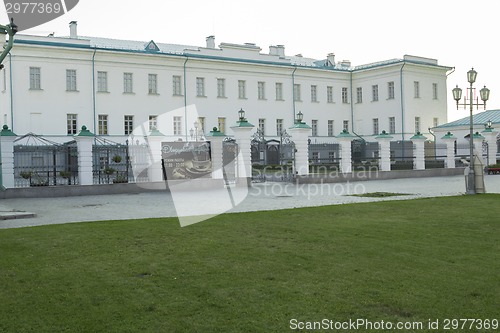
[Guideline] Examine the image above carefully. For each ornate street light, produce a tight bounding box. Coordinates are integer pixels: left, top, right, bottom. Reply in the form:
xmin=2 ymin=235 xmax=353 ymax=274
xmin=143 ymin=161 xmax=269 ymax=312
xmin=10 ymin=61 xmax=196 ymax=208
xmin=296 ymin=111 xmax=304 ymax=124
xmin=238 ymin=108 xmax=246 ymax=122
xmin=452 ymin=67 xmax=490 ymax=195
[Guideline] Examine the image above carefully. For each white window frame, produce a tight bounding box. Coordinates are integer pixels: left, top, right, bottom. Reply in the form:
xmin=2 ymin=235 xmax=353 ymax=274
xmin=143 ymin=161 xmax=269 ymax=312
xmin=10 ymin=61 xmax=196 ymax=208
xmin=173 ymin=116 xmax=182 ymax=136
xmin=389 ymin=117 xmax=396 ymax=134
xmin=148 ymin=74 xmax=158 ymax=94
xmin=372 ymin=84 xmax=379 ymax=101
xmin=342 ymin=87 xmax=348 ymax=103
xmin=373 ymin=118 xmax=379 ymax=135
xmin=432 ymin=83 xmax=438 ymax=100
xmin=98 ymin=115 xmax=108 ymax=135
xmin=311 ymin=85 xmax=317 ymax=102
xmin=29 ymin=67 xmax=41 ymax=90
xmin=275 ymin=83 xmax=283 ymax=101
xmin=97 ymin=71 xmax=108 ymax=92
xmin=238 ymin=80 xmax=246 ymax=99
xmin=276 ymin=119 xmax=283 ymax=135
xmin=217 ymin=78 xmax=226 ymax=98
xmin=124 ymin=115 xmax=134 ymax=135
xmin=327 ymin=86 xmax=333 ymax=103
xmin=66 ymin=69 xmax=77 ymax=91
xmin=311 ymin=120 xmax=318 ymax=136
xmin=414 ymin=81 xmax=420 ymax=98
xmin=293 ymin=84 xmax=301 ymax=101
xmin=258 ymin=118 xmax=265 ymax=135
xmin=173 ymin=75 xmax=182 ymax=96
xmin=196 ymin=77 xmax=205 ymax=97
xmin=67 ymin=114 xmax=77 ymax=135
xmin=123 ymin=73 xmax=133 ymax=93
xmin=356 ymin=87 xmax=362 ymax=103
xmin=149 ymin=115 xmax=158 ymax=131
xmin=258 ymin=81 xmax=266 ymax=100
xmin=328 ymin=120 xmax=334 ymax=137
xmin=388 ymin=81 xmax=395 ymax=99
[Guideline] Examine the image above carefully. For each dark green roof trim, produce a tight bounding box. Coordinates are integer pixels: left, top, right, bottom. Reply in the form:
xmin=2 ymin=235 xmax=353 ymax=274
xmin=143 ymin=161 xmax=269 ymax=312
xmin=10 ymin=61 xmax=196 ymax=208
xmin=14 ymin=38 xmax=92 ymax=50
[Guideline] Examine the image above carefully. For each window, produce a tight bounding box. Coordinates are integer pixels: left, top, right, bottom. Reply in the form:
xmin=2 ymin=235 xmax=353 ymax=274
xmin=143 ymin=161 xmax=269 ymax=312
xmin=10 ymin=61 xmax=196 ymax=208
xmin=373 ymin=118 xmax=379 ymax=135
xmin=433 ymin=117 xmax=439 ymax=127
xmin=342 ymin=87 xmax=348 ymax=103
xmin=372 ymin=85 xmax=379 ymax=101
xmin=327 ymin=86 xmax=333 ymax=103
xmin=124 ymin=115 xmax=134 ymax=135
xmin=66 ymin=69 xmax=77 ymax=91
xmin=311 ymin=85 xmax=317 ymax=102
xmin=238 ymin=80 xmax=246 ymax=99
xmin=67 ymin=114 xmax=77 ymax=135
xmin=123 ymin=73 xmax=133 ymax=93
xmin=415 ymin=117 xmax=421 ymax=133
xmin=98 ymin=115 xmax=108 ymax=135
xmin=414 ymin=81 xmax=420 ymax=98
xmin=258 ymin=119 xmax=265 ymax=135
xmin=389 ymin=117 xmax=396 ymax=134
xmin=343 ymin=120 xmax=349 ymax=132
xmin=29 ymin=67 xmax=41 ymax=89
xmin=173 ymin=75 xmax=182 ymax=95
xmin=148 ymin=74 xmax=158 ymax=94
xmin=328 ymin=120 xmax=334 ymax=137
xmin=97 ymin=71 xmax=108 ymax=92
xmin=312 ymin=152 xmax=319 ymax=163
xmin=173 ymin=116 xmax=182 ymax=136
xmin=276 ymin=119 xmax=283 ymax=135
xmin=432 ymin=83 xmax=438 ymax=100
xmin=196 ymin=77 xmax=205 ymax=97
xmin=311 ymin=120 xmax=318 ymax=136
xmin=217 ymin=78 xmax=226 ymax=98
xmin=293 ymin=84 xmax=301 ymax=101
xmin=275 ymin=83 xmax=283 ymax=101
xmin=329 ymin=151 xmax=336 ymax=162
xmin=149 ymin=115 xmax=158 ymax=131
xmin=198 ymin=117 xmax=206 ymax=135
xmin=258 ymin=81 xmax=266 ymax=100
xmin=356 ymin=87 xmax=363 ymax=103
xmin=218 ymin=117 xmax=226 ymax=133
xmin=388 ymin=81 xmax=395 ymax=99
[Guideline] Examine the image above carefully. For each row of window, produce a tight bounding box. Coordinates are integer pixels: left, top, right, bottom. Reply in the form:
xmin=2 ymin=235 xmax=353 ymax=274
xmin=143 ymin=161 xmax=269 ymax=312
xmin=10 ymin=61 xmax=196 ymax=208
xmin=29 ymin=67 xmax=439 ymax=102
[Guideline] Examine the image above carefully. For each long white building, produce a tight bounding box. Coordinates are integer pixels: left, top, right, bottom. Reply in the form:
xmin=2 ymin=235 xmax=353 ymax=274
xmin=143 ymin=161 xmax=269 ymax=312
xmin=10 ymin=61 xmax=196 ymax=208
xmin=1 ymin=21 xmax=452 ymax=143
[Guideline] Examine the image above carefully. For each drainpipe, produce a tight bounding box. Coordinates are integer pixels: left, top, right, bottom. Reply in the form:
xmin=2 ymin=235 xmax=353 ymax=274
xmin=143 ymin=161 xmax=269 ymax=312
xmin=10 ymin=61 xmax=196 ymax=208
xmin=9 ymin=53 xmax=13 ymax=129
xmin=91 ymin=47 xmax=97 ymax=134
xmin=291 ymin=66 xmax=297 ymax=122
xmin=183 ymin=56 xmax=189 ymax=140
xmin=349 ymin=69 xmax=364 ymax=141
xmin=399 ymin=62 xmax=406 ymax=141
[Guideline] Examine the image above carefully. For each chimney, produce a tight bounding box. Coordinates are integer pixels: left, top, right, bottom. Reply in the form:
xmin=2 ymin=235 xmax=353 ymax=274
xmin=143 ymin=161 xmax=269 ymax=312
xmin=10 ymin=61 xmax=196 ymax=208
xmin=206 ymin=35 xmax=215 ymax=48
xmin=340 ymin=60 xmax=351 ymax=67
xmin=327 ymin=53 xmax=335 ymax=66
xmin=69 ymin=21 xmax=77 ymax=38
xmin=276 ymin=45 xmax=285 ymax=57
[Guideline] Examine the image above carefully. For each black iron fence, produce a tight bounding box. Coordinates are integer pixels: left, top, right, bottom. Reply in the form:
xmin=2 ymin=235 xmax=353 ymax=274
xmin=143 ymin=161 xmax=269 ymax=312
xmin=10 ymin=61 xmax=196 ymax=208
xmin=390 ymin=141 xmax=414 ymax=170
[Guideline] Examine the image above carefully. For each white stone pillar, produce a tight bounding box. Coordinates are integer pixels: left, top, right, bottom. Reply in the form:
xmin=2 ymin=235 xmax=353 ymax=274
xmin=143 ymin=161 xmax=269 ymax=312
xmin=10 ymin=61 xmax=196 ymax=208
xmin=375 ymin=131 xmax=393 ymax=172
xmin=74 ymin=126 xmax=94 ymax=186
xmin=207 ymin=127 xmax=225 ymax=180
xmin=230 ymin=120 xmax=255 ymax=183
xmin=289 ymin=123 xmax=312 ymax=176
xmin=147 ymin=129 xmax=165 ymax=182
xmin=336 ymin=130 xmax=354 ymax=174
xmin=410 ymin=132 xmax=427 ymax=170
xmin=482 ymin=128 xmax=498 ymax=166
xmin=441 ymin=132 xmax=457 ymax=168
xmin=0 ymin=125 xmax=17 ymax=189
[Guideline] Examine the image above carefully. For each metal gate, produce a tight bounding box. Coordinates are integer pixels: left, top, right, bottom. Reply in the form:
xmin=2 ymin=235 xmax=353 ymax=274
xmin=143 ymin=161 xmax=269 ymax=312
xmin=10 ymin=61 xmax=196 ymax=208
xmin=223 ymin=138 xmax=238 ymax=184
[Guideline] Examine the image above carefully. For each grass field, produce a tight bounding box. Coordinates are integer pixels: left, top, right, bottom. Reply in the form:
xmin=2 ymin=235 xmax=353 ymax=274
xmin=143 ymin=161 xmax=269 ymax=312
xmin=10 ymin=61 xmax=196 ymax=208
xmin=0 ymin=195 xmax=499 ymax=332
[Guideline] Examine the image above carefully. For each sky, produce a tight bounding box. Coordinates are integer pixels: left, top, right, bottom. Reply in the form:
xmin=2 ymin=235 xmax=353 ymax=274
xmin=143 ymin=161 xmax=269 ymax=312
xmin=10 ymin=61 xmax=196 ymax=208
xmin=1 ymin=0 xmax=499 ymax=123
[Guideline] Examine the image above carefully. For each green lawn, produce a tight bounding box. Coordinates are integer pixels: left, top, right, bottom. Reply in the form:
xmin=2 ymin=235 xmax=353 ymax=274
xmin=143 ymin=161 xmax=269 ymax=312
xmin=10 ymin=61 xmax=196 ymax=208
xmin=0 ymin=195 xmax=499 ymax=333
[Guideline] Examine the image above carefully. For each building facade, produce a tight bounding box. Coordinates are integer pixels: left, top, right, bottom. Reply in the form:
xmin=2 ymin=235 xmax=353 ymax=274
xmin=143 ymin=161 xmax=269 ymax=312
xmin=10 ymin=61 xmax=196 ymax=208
xmin=1 ymin=22 xmax=452 ymax=143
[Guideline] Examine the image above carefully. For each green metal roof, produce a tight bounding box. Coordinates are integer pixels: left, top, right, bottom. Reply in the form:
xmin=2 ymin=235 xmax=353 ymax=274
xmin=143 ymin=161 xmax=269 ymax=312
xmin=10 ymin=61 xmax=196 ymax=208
xmin=435 ymin=109 xmax=500 ymax=128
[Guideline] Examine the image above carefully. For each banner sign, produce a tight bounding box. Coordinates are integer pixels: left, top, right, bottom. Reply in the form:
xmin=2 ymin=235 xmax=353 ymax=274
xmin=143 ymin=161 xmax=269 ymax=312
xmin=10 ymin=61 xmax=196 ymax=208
xmin=161 ymin=142 xmax=212 ymax=180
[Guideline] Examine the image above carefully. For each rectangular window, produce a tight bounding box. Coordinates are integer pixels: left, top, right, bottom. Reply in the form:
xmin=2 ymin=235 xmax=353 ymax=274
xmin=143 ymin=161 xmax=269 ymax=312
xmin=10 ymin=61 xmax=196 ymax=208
xmin=238 ymin=80 xmax=246 ymax=99
xmin=97 ymin=71 xmax=108 ymax=92
xmin=414 ymin=81 xmax=420 ymax=98
xmin=356 ymin=87 xmax=363 ymax=103
xmin=432 ymin=83 xmax=438 ymax=100
xmin=218 ymin=117 xmax=226 ymax=133
xmin=329 ymin=151 xmax=336 ymax=162
xmin=66 ymin=69 xmax=77 ymax=91
xmin=342 ymin=87 xmax=348 ymax=103
xmin=311 ymin=85 xmax=317 ymax=102
xmin=327 ymin=86 xmax=333 ymax=103
xmin=149 ymin=115 xmax=158 ymax=131
xmin=173 ymin=75 xmax=182 ymax=95
xmin=312 ymin=152 xmax=319 ymax=163
xmin=196 ymin=77 xmax=205 ymax=97
xmin=123 ymin=73 xmax=133 ymax=93
xmin=311 ymin=120 xmax=318 ymax=136
xmin=276 ymin=119 xmax=283 ymax=136
xmin=217 ymin=78 xmax=226 ymax=98
xmin=98 ymin=115 xmax=108 ymax=135
xmin=343 ymin=120 xmax=349 ymax=132
xmin=433 ymin=117 xmax=439 ymax=127
xmin=148 ymin=74 xmax=158 ymax=94
xmin=258 ymin=118 xmax=265 ymax=135
xmin=389 ymin=117 xmax=396 ymax=134
xmin=388 ymin=81 xmax=395 ymax=99
xmin=173 ymin=116 xmax=182 ymax=136
xmin=29 ymin=67 xmax=41 ymax=90
xmin=258 ymin=81 xmax=266 ymax=100
xmin=328 ymin=120 xmax=334 ymax=137
xmin=275 ymin=83 xmax=283 ymax=100
xmin=67 ymin=114 xmax=77 ymax=135
xmin=124 ymin=115 xmax=134 ymax=135
xmin=373 ymin=118 xmax=379 ymax=135
xmin=293 ymin=84 xmax=301 ymax=101
xmin=372 ymin=84 xmax=379 ymax=101
xmin=415 ymin=116 xmax=421 ymax=133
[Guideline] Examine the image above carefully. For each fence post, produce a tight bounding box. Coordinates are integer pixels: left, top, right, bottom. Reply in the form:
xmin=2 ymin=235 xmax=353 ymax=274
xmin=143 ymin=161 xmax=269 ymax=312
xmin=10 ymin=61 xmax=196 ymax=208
xmin=207 ymin=127 xmax=225 ymax=180
xmin=375 ymin=131 xmax=393 ymax=172
xmin=481 ymin=127 xmax=498 ymax=166
xmin=411 ymin=132 xmax=427 ymax=170
xmin=289 ymin=121 xmax=312 ymax=176
xmin=0 ymin=125 xmax=17 ymax=189
xmin=230 ymin=119 xmax=255 ymax=185
xmin=441 ymin=132 xmax=457 ymax=168
xmin=336 ymin=130 xmax=354 ymax=174
xmin=147 ymin=129 xmax=165 ymax=182
xmin=74 ymin=125 xmax=94 ymax=186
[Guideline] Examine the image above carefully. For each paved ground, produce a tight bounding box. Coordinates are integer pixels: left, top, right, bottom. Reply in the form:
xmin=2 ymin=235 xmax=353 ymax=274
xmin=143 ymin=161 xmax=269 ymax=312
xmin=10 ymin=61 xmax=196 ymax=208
xmin=0 ymin=175 xmax=499 ymax=229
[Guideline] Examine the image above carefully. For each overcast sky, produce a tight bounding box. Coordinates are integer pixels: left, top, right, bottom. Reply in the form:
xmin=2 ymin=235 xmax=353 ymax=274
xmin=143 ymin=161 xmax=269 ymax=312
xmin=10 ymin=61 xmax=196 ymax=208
xmin=2 ymin=0 xmax=498 ymax=123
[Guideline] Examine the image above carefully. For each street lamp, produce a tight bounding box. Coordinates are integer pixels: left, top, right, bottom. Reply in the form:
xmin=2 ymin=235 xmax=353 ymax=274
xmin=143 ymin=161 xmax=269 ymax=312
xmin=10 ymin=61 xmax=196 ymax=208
xmin=452 ymin=67 xmax=490 ymax=194
xmin=238 ymin=108 xmax=246 ymax=122
xmin=295 ymin=111 xmax=304 ymax=124
xmin=194 ymin=121 xmax=199 ymax=141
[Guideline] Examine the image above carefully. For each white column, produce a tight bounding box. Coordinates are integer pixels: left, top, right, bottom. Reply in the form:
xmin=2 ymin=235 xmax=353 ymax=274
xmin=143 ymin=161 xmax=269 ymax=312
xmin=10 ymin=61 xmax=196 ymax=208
xmin=411 ymin=133 xmax=427 ymax=170
xmin=289 ymin=126 xmax=311 ymax=176
xmin=441 ymin=132 xmax=456 ymax=169
xmin=0 ymin=126 xmax=17 ymax=189
xmin=207 ymin=130 xmax=225 ymax=180
xmin=375 ymin=131 xmax=393 ymax=172
xmin=74 ymin=126 xmax=94 ymax=186
xmin=337 ymin=137 xmax=352 ymax=174
xmin=147 ymin=130 xmax=165 ymax=182
xmin=230 ymin=124 xmax=254 ymax=182
xmin=482 ymin=129 xmax=498 ymax=166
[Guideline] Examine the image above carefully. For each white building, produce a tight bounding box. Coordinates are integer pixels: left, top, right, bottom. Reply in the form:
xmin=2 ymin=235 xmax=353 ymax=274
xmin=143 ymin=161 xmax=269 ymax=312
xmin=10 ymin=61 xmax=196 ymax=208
xmin=1 ymin=21 xmax=452 ymax=143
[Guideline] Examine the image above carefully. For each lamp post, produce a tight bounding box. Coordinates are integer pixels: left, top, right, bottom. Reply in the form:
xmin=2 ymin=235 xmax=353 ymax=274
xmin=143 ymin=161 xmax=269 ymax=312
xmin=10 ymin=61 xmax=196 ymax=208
xmin=194 ymin=121 xmax=199 ymax=141
xmin=452 ymin=67 xmax=490 ymax=194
